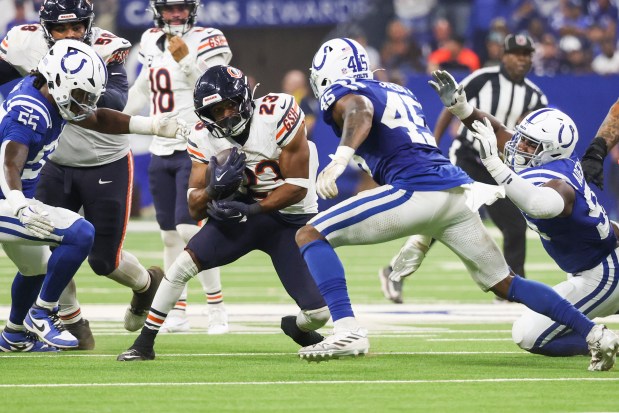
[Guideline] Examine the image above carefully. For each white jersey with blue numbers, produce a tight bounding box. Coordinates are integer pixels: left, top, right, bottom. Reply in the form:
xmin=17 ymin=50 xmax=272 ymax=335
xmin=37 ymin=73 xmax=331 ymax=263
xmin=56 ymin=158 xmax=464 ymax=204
xmin=520 ymin=158 xmax=617 ymax=273
xmin=320 ymin=79 xmax=472 ymax=190
xmin=0 ymin=77 xmax=65 ymax=198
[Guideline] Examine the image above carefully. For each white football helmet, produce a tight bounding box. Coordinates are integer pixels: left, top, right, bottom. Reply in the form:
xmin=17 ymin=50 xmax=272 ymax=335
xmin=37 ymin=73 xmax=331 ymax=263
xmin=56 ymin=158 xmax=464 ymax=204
xmin=309 ymin=38 xmax=373 ymax=99
xmin=504 ymin=108 xmax=579 ymax=172
xmin=37 ymin=39 xmax=107 ymax=121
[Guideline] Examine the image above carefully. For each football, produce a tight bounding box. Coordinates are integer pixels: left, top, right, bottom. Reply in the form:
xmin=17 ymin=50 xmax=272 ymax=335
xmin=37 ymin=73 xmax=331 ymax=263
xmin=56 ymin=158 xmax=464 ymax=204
xmin=206 ymin=148 xmax=246 ymax=200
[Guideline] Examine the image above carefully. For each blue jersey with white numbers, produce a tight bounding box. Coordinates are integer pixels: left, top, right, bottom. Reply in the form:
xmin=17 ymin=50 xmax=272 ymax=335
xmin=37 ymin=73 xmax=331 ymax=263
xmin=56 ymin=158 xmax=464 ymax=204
xmin=520 ymin=158 xmax=616 ymax=273
xmin=0 ymin=76 xmax=65 ymax=198
xmin=320 ymin=79 xmax=472 ymax=190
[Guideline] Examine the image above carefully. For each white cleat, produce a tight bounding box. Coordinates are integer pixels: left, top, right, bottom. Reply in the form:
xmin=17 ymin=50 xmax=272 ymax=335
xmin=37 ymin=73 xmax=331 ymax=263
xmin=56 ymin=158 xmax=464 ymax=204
xmin=207 ymin=306 xmax=229 ymax=335
xmin=160 ymin=312 xmax=191 ymax=333
xmin=298 ymin=329 xmax=369 ymax=361
xmin=587 ymin=324 xmax=619 ymax=371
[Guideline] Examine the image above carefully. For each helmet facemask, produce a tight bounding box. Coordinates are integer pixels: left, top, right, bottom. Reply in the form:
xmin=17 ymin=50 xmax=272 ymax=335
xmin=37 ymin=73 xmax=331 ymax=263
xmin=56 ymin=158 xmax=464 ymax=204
xmin=151 ymin=0 xmax=198 ymax=36
xmin=40 ymin=0 xmax=94 ymax=47
xmin=503 ymin=108 xmax=579 ymax=172
xmin=195 ymin=96 xmax=253 ymax=139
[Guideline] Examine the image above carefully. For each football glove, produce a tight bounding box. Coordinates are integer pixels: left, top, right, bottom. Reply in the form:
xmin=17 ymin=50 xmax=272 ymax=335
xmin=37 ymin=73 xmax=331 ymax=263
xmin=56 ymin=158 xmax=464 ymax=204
xmin=428 ymin=70 xmax=473 ymax=119
xmin=206 ymin=200 xmax=261 ymax=223
xmin=316 ymin=146 xmax=355 ymax=199
xmin=17 ymin=204 xmax=55 ymax=239
xmin=128 ymin=111 xmax=187 ymax=139
xmin=470 ymin=118 xmax=506 ymax=176
xmin=206 ymin=147 xmax=247 ymax=200
xmin=581 ymin=137 xmax=608 ymax=189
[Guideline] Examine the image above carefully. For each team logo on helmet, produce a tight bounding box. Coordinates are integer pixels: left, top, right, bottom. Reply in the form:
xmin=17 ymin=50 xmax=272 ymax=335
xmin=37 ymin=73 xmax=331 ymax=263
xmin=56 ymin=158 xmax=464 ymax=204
xmin=227 ymin=67 xmax=243 ymax=78
xmin=60 ymin=47 xmax=90 ymax=75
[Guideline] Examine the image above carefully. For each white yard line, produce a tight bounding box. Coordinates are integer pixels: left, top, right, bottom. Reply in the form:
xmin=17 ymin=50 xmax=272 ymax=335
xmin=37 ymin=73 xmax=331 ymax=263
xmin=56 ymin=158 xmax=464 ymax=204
xmin=1 ymin=377 xmax=618 ymax=388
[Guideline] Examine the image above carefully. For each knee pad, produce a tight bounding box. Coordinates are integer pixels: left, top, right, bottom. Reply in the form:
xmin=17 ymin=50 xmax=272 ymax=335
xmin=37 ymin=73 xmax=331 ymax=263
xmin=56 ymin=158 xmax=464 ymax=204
xmin=166 ymin=250 xmax=199 ymax=285
xmin=63 ymin=219 xmax=95 ymax=252
xmin=161 ymin=230 xmax=184 ymax=248
xmin=512 ymin=317 xmax=534 ymax=351
xmin=176 ymin=223 xmax=199 ymax=243
xmin=297 ymin=306 xmax=330 ymax=331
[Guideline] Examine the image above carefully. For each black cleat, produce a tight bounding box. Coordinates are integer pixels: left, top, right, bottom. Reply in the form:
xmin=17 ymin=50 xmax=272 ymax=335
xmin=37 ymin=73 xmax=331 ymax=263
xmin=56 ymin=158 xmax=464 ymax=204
xmin=116 ymin=347 xmax=155 ymax=362
xmin=281 ymin=315 xmax=324 ymax=347
xmin=124 ymin=266 xmax=165 ymax=331
xmin=64 ymin=319 xmax=95 ymax=350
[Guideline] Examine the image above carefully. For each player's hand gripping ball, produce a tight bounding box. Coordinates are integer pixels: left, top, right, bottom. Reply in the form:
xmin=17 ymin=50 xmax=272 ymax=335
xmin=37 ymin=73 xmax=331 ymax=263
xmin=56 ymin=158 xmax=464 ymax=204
xmin=205 ymin=147 xmax=247 ymax=200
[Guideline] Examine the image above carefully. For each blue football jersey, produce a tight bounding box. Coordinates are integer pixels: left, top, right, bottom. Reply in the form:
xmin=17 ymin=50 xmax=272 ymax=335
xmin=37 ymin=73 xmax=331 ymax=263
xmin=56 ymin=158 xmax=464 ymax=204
xmin=0 ymin=76 xmax=65 ymax=198
xmin=320 ymin=78 xmax=472 ymax=190
xmin=520 ymin=158 xmax=617 ymax=273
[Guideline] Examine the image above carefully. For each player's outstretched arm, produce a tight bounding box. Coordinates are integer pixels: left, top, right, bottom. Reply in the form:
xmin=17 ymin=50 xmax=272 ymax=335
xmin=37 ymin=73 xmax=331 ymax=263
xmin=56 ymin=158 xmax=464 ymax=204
xmin=582 ymin=98 xmax=619 ymax=189
xmin=74 ymin=109 xmax=185 ymax=138
xmin=471 ymin=118 xmax=573 ymax=219
xmin=429 ymin=70 xmax=513 ymax=151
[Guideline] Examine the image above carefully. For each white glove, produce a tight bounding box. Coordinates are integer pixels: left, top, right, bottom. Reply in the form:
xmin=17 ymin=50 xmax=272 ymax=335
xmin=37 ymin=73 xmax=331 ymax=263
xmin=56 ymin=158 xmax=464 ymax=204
xmin=389 ymin=235 xmax=431 ymax=282
xmin=17 ymin=204 xmax=55 ymax=239
xmin=428 ymin=70 xmax=473 ymax=119
xmin=316 ymin=146 xmax=355 ymax=199
xmin=129 ymin=111 xmax=186 ymax=138
xmin=470 ymin=118 xmax=507 ymax=176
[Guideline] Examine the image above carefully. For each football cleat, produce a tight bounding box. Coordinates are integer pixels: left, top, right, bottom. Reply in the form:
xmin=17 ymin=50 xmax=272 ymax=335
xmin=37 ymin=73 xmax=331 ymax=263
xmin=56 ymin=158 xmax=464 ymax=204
xmin=160 ymin=310 xmax=190 ymax=334
xmin=124 ymin=266 xmax=165 ymax=332
xmin=587 ymin=324 xmax=619 ymax=371
xmin=0 ymin=329 xmax=58 ymax=353
xmin=116 ymin=347 xmax=155 ymax=362
xmin=207 ymin=306 xmax=229 ymax=335
xmin=298 ymin=329 xmax=369 ymax=361
xmin=24 ymin=306 xmax=78 ymax=349
xmin=64 ymin=319 xmax=95 ymax=350
xmin=378 ymin=266 xmax=403 ymax=304
xmin=281 ymin=315 xmax=324 ymax=347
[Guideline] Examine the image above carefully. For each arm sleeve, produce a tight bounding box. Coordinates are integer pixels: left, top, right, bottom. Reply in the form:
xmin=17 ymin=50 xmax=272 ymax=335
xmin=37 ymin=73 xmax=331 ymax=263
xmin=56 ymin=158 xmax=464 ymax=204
xmin=489 ymin=165 xmax=565 ymax=219
xmin=97 ymin=62 xmax=128 ymax=111
xmin=123 ymin=66 xmax=150 ymax=115
xmin=0 ymin=59 xmax=21 ymax=86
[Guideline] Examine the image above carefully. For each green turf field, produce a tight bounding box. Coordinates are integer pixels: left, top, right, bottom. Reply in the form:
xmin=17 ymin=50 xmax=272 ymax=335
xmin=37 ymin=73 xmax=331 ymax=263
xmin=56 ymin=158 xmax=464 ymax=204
xmin=1 ymin=222 xmax=617 ymax=413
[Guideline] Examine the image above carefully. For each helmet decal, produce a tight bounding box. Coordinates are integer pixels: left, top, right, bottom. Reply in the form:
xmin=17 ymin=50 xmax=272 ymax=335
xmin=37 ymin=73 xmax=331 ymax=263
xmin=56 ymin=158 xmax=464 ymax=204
xmin=227 ymin=67 xmax=243 ymax=78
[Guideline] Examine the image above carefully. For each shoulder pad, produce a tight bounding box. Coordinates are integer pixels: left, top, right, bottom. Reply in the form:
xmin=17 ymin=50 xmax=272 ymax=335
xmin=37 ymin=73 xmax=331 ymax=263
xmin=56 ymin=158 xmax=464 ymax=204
xmin=257 ymin=93 xmax=305 ymax=147
xmin=5 ymin=96 xmax=53 ymax=134
xmin=91 ymin=28 xmax=131 ymax=65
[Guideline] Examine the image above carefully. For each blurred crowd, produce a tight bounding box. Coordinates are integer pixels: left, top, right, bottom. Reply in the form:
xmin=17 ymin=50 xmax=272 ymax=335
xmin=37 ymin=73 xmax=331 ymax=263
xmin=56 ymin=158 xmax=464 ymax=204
xmin=350 ymin=0 xmax=619 ymax=82
xmin=3 ymin=0 xmax=619 ymax=81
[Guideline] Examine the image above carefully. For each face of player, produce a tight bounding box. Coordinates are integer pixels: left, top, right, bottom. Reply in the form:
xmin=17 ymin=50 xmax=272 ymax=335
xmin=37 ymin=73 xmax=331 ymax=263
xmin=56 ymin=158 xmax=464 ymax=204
xmin=208 ymin=99 xmax=241 ymax=124
xmin=515 ymin=133 xmax=540 ymax=155
xmin=502 ymin=50 xmax=533 ymax=82
xmin=49 ymin=21 xmax=87 ymax=42
xmin=161 ymin=4 xmax=190 ymax=25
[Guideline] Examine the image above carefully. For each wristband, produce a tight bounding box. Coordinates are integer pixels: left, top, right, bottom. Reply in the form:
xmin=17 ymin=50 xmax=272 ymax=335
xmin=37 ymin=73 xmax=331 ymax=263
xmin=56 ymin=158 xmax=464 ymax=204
xmin=448 ymin=100 xmax=474 ymax=120
xmin=333 ymin=146 xmax=355 ymax=164
xmin=128 ymin=116 xmax=154 ymax=135
xmin=6 ymin=190 xmax=28 ymax=216
xmin=284 ymin=178 xmax=310 ymax=188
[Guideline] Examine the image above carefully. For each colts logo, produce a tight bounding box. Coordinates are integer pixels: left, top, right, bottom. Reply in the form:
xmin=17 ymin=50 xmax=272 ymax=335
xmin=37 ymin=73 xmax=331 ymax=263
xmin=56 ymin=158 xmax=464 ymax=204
xmin=60 ymin=47 xmax=90 ymax=75
xmin=312 ymin=45 xmax=332 ymax=70
xmin=227 ymin=67 xmax=243 ymax=78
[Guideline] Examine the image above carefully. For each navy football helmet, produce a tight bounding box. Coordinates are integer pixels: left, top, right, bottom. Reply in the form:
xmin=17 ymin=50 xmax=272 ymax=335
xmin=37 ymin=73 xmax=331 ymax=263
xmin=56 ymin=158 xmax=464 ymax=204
xmin=40 ymin=0 xmax=95 ymax=46
xmin=193 ymin=65 xmax=254 ymax=139
xmin=150 ymin=0 xmax=198 ymax=36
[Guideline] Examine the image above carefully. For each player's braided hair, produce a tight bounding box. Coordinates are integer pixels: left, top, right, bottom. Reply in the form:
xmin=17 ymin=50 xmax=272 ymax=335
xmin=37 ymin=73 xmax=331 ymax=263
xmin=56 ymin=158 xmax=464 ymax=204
xmin=30 ymin=69 xmax=48 ymax=90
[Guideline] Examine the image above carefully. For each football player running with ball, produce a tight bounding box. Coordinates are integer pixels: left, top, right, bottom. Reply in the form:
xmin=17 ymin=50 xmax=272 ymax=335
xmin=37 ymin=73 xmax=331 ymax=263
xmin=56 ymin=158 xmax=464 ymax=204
xmin=122 ymin=0 xmax=233 ymax=334
xmin=117 ymin=65 xmax=330 ymax=361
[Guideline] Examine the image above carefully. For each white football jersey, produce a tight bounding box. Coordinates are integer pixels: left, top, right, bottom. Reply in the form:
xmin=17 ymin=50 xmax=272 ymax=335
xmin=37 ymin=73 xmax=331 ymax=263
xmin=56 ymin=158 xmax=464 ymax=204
xmin=187 ymin=93 xmax=318 ymax=215
xmin=0 ymin=24 xmax=133 ymax=167
xmin=136 ymin=27 xmax=232 ymax=156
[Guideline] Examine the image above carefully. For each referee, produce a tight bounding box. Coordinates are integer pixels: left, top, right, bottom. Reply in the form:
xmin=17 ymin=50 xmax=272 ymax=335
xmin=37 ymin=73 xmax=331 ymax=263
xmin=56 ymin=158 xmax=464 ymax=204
xmin=379 ymin=34 xmax=547 ymax=304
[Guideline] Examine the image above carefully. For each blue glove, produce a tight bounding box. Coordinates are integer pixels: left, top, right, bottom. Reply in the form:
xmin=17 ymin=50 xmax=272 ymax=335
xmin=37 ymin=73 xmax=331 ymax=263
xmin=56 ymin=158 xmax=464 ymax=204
xmin=206 ymin=200 xmax=262 ymax=223
xmin=206 ymin=147 xmax=247 ymax=200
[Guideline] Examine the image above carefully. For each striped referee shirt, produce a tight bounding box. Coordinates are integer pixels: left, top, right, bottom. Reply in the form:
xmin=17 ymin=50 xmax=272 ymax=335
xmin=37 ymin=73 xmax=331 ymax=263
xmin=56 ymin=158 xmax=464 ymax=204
xmin=455 ymin=65 xmax=548 ymax=151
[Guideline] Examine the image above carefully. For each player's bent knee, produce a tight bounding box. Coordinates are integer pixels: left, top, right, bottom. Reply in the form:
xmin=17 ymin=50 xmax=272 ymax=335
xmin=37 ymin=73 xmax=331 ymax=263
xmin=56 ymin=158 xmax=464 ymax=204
xmin=87 ymin=255 xmax=116 ymax=276
xmin=62 ymin=219 xmax=95 ymax=251
xmin=295 ymin=225 xmax=320 ymax=247
xmin=512 ymin=317 xmax=535 ymax=351
xmin=297 ymin=306 xmax=330 ymax=331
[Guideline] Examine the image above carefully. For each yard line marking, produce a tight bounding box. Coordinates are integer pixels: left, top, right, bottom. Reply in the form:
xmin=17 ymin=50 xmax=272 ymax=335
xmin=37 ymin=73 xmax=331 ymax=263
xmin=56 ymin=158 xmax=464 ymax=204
xmin=0 ymin=351 xmax=526 ymax=359
xmin=2 ymin=377 xmax=619 ymax=388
